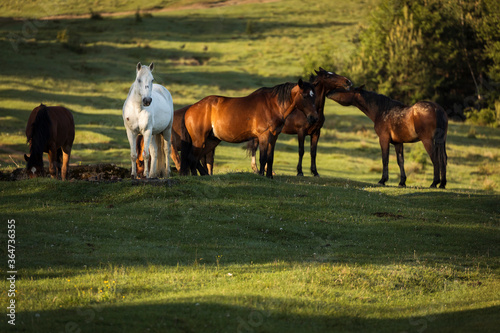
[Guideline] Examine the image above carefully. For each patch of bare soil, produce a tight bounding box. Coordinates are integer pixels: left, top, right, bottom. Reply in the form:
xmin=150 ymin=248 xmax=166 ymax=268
xmin=0 ymin=164 xmax=128 ymax=182
xmin=1 ymin=163 xmax=179 ymax=185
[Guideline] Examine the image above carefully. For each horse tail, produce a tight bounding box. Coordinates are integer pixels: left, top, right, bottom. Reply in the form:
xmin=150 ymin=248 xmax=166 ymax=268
xmin=245 ymin=138 xmax=258 ymax=157
xmin=179 ymin=116 xmax=192 ymax=176
xmin=433 ymin=106 xmax=448 ymax=187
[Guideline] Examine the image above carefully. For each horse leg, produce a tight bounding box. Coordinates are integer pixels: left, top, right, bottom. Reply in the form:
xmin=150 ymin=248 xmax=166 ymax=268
xmin=394 ymin=143 xmax=406 ymax=187
xmin=378 ymin=136 xmax=390 ymax=185
xmin=126 ymin=129 xmax=139 ymax=178
xmin=258 ymin=136 xmax=268 ymax=177
xmin=162 ymin=127 xmax=172 ymax=178
xmin=262 ymin=134 xmax=278 ymax=179
xmin=149 ymin=135 xmax=159 ymax=178
xmin=61 ymin=145 xmax=72 ymax=181
xmin=310 ymin=129 xmax=321 ymax=177
xmin=247 ymin=139 xmax=259 ymax=173
xmin=142 ymin=130 xmax=153 ymax=178
xmin=296 ymin=131 xmax=305 ymax=176
xmin=206 ymin=149 xmax=214 ymax=176
xmin=47 ymin=146 xmax=57 ymax=179
xmin=422 ymin=139 xmax=440 ymax=188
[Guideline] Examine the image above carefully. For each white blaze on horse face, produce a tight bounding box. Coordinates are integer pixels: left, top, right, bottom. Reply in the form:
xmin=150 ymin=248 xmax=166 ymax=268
xmin=31 ymin=167 xmax=36 ymax=174
xmin=309 ymin=90 xmax=314 ymax=98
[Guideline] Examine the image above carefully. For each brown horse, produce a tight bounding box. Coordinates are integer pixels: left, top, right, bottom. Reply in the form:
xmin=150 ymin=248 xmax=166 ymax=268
xmin=136 ymin=105 xmax=215 ymax=176
xmin=328 ymin=86 xmax=448 ymax=188
xmin=181 ymin=79 xmax=318 ymax=178
xmin=247 ymin=68 xmax=353 ymax=176
xmin=24 ymin=104 xmax=75 ymax=180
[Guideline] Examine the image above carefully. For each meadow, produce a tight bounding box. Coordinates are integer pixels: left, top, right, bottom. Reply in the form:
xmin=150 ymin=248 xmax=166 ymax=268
xmin=0 ymin=0 xmax=499 ymax=332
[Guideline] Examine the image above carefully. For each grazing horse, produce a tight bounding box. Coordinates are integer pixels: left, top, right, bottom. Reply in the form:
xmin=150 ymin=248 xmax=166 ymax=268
xmin=181 ymin=79 xmax=318 ymax=178
xmin=328 ymin=86 xmax=448 ymax=188
xmin=123 ymin=62 xmax=173 ymax=178
xmin=135 ymin=105 xmax=215 ymax=176
xmin=247 ymin=68 xmax=353 ymax=176
xmin=24 ymin=104 xmax=75 ymax=180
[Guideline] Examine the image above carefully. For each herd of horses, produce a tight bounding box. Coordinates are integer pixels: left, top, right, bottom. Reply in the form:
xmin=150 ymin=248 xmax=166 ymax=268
xmin=24 ymin=63 xmax=448 ymax=188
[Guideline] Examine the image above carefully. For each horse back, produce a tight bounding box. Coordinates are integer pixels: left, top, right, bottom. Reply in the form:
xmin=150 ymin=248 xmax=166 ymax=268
xmin=48 ymin=107 xmax=75 ymax=145
xmin=410 ymin=101 xmax=447 ymax=136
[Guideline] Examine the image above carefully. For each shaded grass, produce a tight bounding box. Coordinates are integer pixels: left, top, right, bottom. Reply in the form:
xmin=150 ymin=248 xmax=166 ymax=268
xmin=0 ymin=175 xmax=499 ymax=332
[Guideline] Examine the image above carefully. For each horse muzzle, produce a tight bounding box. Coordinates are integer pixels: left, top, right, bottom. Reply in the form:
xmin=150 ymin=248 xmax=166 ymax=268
xmin=307 ymin=115 xmax=318 ymax=125
xmin=142 ymin=97 xmax=152 ymax=107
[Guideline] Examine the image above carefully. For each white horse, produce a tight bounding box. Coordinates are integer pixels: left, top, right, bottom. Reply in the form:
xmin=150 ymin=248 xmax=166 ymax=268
xmin=123 ymin=62 xmax=174 ymax=178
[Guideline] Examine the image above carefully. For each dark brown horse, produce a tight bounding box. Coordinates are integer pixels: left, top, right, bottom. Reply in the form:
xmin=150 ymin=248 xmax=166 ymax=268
xmin=136 ymin=105 xmax=215 ymax=176
xmin=181 ymin=79 xmax=318 ymax=178
xmin=24 ymin=104 xmax=75 ymax=180
xmin=328 ymin=86 xmax=448 ymax=188
xmin=247 ymin=68 xmax=353 ymax=176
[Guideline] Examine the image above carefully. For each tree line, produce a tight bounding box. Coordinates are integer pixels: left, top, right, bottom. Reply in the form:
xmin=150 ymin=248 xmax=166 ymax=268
xmin=308 ymin=0 xmax=499 ymax=125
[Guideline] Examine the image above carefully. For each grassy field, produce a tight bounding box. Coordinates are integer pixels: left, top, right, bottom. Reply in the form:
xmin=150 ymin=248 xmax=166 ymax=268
xmin=0 ymin=0 xmax=499 ymax=332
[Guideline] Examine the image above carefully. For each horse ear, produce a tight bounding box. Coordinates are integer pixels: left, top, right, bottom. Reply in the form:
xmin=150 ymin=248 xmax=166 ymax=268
xmin=136 ymin=62 xmax=142 ymax=73
xmin=318 ymin=67 xmax=325 ymax=72
xmin=24 ymin=154 xmax=29 ymax=162
xmin=298 ymin=78 xmax=304 ymax=89
xmin=357 ymin=84 xmax=366 ymax=91
xmin=149 ymin=62 xmax=154 ymax=72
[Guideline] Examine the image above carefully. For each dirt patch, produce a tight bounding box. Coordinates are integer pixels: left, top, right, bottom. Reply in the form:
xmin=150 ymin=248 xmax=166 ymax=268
xmin=373 ymin=212 xmax=405 ymax=219
xmin=0 ymin=164 xmax=129 ymax=181
xmin=0 ymin=164 xmax=180 ymax=185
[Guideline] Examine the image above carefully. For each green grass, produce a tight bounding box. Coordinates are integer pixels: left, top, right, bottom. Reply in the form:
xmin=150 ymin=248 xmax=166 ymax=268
xmin=0 ymin=0 xmax=499 ymax=332
xmin=0 ymin=175 xmax=499 ymax=332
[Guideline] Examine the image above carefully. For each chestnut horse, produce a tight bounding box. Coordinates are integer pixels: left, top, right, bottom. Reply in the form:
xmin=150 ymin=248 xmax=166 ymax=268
xmin=24 ymin=104 xmax=75 ymax=180
xmin=328 ymin=86 xmax=448 ymax=188
xmin=181 ymin=79 xmax=318 ymax=178
xmin=247 ymin=68 xmax=353 ymax=176
xmin=136 ymin=105 xmax=215 ymax=176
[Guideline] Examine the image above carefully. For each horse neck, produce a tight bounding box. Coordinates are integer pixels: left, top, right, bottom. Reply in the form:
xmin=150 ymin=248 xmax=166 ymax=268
xmin=353 ymin=92 xmax=378 ymax=123
xmin=279 ymin=97 xmax=299 ymax=121
xmin=313 ymin=83 xmax=328 ymax=117
xmin=127 ymin=83 xmax=142 ymax=107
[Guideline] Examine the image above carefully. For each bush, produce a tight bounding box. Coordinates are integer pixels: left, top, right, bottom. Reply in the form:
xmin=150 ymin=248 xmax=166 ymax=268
xmin=305 ymin=0 xmax=500 ymax=114
xmin=465 ymin=107 xmax=499 ymax=127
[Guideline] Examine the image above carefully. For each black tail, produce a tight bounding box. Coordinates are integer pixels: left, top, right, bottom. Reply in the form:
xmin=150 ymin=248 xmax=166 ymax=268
xmin=433 ymin=107 xmax=448 ymax=188
xmin=246 ymin=138 xmax=258 ymax=157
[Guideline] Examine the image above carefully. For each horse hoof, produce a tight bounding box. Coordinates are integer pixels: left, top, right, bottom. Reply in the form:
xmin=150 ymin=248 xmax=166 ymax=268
xmin=297 ymin=172 xmax=304 ymax=177
xmin=398 ymin=183 xmax=406 ymax=188
xmin=439 ymin=184 xmax=446 ymax=189
xmin=313 ymin=173 xmax=320 ymax=177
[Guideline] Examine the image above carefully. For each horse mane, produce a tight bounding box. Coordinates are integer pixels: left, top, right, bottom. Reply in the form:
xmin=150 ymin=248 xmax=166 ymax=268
xmin=27 ymin=105 xmax=52 ymax=168
xmin=255 ymin=82 xmax=297 ymax=106
xmin=360 ymin=90 xmax=407 ymax=112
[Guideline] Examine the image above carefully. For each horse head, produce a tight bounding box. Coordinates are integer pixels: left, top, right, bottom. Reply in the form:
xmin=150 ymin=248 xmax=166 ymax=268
xmin=292 ymin=79 xmax=318 ymax=125
xmin=24 ymin=153 xmax=45 ymax=178
xmin=135 ymin=62 xmax=155 ymax=107
xmin=327 ymin=85 xmax=365 ymax=106
xmin=314 ymin=67 xmax=353 ymax=92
